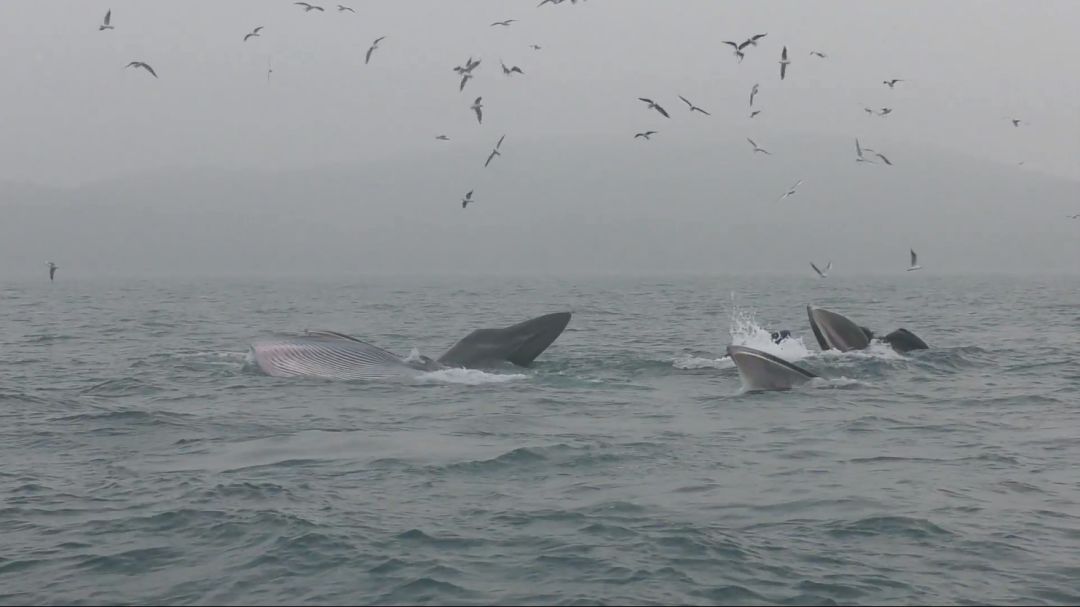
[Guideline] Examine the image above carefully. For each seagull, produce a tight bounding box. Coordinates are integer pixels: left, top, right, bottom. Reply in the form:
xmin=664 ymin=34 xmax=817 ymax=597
xmin=530 ymin=44 xmax=542 ymax=50
xmin=777 ymin=179 xmax=804 ymax=202
xmin=855 ymin=138 xmax=874 ymax=163
xmin=744 ymin=33 xmax=767 ymax=47
xmin=722 ymin=40 xmax=748 ymax=63
xmin=747 ymin=138 xmax=771 ymax=155
xmin=365 ymin=36 xmax=385 ymax=64
xmin=491 ymin=19 xmax=516 ymax=27
xmin=864 ymin=107 xmax=874 ymax=115
xmin=485 ymin=148 xmax=501 ymax=167
xmin=638 ymin=98 xmax=670 ymax=118
xmin=126 ymin=61 xmax=158 ymax=78
xmin=337 ymin=4 xmax=355 ymax=12
xmin=461 ymin=190 xmax=474 ymax=209
xmin=810 ymin=261 xmax=832 ymax=278
xmin=496 ymin=134 xmax=506 ymax=150
xmin=749 ymin=110 xmax=762 ymax=119
xmin=749 ymin=83 xmax=759 ymax=108
xmin=678 ymin=95 xmax=710 ymax=115
xmin=267 ymin=58 xmax=273 ymax=82
xmin=879 ymin=107 xmax=893 ymax=116
xmin=907 ymin=249 xmax=922 ymax=271
xmin=453 ymin=57 xmax=481 ymax=75
xmin=435 ymin=135 xmax=449 ymax=141
xmin=99 ymin=9 xmax=114 ymax=31
xmin=459 ymin=73 xmax=472 ymax=91
xmin=634 ymin=130 xmax=657 ymax=140
xmin=810 ymin=51 xmax=827 ymax=58
xmin=1067 ymin=213 xmax=1080 ymax=219
xmin=501 ymin=61 xmax=524 ymax=76
xmin=471 ymin=97 xmax=483 ymax=124
xmin=294 ymin=2 xmax=324 ymax=12
xmin=46 ymin=261 xmax=58 ymax=281
xmin=779 ymin=46 xmax=790 ymax=80
xmin=883 ymin=79 xmax=903 ymax=88
xmin=1008 ymin=118 xmax=1025 ymax=127
xmin=244 ymin=26 xmax=263 ymax=42
xmin=873 ymin=152 xmax=893 ymax=166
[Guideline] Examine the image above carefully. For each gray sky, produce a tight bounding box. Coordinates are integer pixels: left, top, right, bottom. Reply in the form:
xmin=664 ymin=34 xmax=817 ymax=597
xmin=1 ymin=0 xmax=1078 ymax=277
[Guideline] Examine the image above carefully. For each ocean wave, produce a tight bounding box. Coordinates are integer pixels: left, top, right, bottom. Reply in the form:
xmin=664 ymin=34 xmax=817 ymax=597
xmin=414 ymin=368 xmax=527 ymax=385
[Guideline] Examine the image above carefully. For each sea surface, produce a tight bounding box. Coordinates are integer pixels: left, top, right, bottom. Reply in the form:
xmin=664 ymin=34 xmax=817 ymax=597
xmin=1 ymin=275 xmax=1078 ymax=605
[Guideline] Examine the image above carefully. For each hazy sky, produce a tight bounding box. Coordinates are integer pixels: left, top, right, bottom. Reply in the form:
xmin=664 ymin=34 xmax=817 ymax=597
xmin=1 ymin=0 xmax=1078 ymax=277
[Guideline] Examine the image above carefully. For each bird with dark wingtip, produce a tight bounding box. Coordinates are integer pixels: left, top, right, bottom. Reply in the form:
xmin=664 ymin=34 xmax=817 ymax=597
xmin=634 ymin=130 xmax=657 ymax=140
xmin=99 ymin=9 xmax=114 ymax=31
xmin=678 ymin=95 xmax=710 ymax=116
xmin=638 ymin=98 xmax=670 ymax=118
xmin=295 ymin=2 xmax=324 ymax=12
xmin=365 ymin=36 xmax=385 ymax=64
xmin=461 ymin=190 xmax=474 ymax=209
xmin=243 ymin=26 xmax=263 ymax=42
xmin=126 ymin=61 xmax=157 ymax=78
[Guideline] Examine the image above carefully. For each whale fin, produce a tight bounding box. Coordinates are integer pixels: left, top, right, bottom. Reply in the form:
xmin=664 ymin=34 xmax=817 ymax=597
xmin=438 ymin=312 xmax=571 ymax=368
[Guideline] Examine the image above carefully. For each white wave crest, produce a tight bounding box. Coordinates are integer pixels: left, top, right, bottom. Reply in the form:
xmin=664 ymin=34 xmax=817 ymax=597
xmin=727 ymin=304 xmax=814 ymax=362
xmin=415 ymin=368 xmax=527 ymax=385
xmin=673 ymin=355 xmax=734 ymax=370
xmin=816 ymin=340 xmax=905 ymax=361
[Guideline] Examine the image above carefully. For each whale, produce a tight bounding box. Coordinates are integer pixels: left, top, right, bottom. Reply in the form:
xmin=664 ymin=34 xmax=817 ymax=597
xmin=806 ymin=305 xmax=927 ymax=353
xmin=726 ymin=344 xmax=818 ymax=392
xmin=249 ymin=312 xmax=571 ymax=380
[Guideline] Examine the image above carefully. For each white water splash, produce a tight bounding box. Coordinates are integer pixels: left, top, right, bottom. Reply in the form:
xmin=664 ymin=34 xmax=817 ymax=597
xmin=674 ymin=303 xmax=813 ymax=369
xmin=816 ymin=340 xmax=906 ymax=362
xmin=415 ymin=368 xmax=527 ymax=385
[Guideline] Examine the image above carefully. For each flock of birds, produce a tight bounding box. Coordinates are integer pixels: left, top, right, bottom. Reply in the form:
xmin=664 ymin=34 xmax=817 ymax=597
xmin=38 ymin=2 xmax=1071 ymax=282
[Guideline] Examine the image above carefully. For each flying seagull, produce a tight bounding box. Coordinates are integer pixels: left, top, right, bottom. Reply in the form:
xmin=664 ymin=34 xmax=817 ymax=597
xmin=99 ymin=9 xmax=114 ymax=31
xmin=634 ymin=130 xmax=657 ymax=140
xmin=491 ymin=19 xmax=517 ymax=27
xmin=810 ymin=51 xmax=826 ymax=58
xmin=501 ymin=61 xmax=524 ymax=76
xmin=678 ymin=95 xmax=710 ymax=115
xmin=435 ymin=135 xmax=449 ymax=141
xmin=454 ymin=57 xmax=480 ymax=75
xmin=1067 ymin=213 xmax=1080 ymax=219
xmin=863 ymin=107 xmax=874 ymax=115
xmin=779 ymin=46 xmax=790 ymax=80
xmin=485 ymin=148 xmax=501 ymax=168
xmin=126 ymin=61 xmax=158 ymax=78
xmin=1007 ymin=118 xmax=1025 ymax=127
xmin=723 ymin=40 xmax=748 ymax=63
xmin=295 ymin=2 xmax=325 ymax=12
xmin=855 ymin=138 xmax=874 ymax=163
xmin=874 ymin=152 xmax=893 ymax=165
xmin=749 ymin=110 xmax=762 ymax=119
xmin=244 ymin=26 xmax=263 ymax=42
xmin=267 ymin=58 xmax=273 ymax=82
xmin=907 ymin=249 xmax=922 ymax=271
xmin=810 ymin=261 xmax=832 ymax=278
xmin=46 ymin=261 xmax=58 ymax=281
xmin=879 ymin=107 xmax=893 ymax=116
xmin=883 ymin=79 xmax=903 ymax=88
xmin=459 ymin=73 xmax=472 ymax=91
xmin=777 ymin=179 xmax=804 ymax=202
xmin=749 ymin=83 xmax=759 ymax=108
xmin=530 ymin=44 xmax=542 ymax=50
xmin=337 ymin=4 xmax=355 ymax=12
xmin=747 ymin=138 xmax=771 ymax=155
xmin=744 ymin=33 xmax=767 ymax=47
xmin=471 ymin=97 xmax=483 ymax=124
xmin=461 ymin=190 xmax=474 ymax=209
xmin=638 ymin=98 xmax=670 ymax=118
xmin=365 ymin=36 xmax=385 ymax=64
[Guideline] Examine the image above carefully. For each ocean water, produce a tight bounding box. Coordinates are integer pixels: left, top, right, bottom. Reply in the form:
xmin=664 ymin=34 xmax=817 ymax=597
xmin=2 ymin=275 xmax=1078 ymax=605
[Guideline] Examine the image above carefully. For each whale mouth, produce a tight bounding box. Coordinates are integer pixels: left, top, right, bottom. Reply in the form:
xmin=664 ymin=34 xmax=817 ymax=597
xmin=437 ymin=312 xmax=572 ymax=368
xmin=806 ymin=305 xmax=872 ymax=352
xmin=726 ymin=345 xmax=817 ymax=392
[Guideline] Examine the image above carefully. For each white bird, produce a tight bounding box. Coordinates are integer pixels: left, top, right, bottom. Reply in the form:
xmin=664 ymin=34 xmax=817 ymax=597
xmin=365 ymin=36 xmax=385 ymax=64
xmin=749 ymin=83 xmax=759 ymax=108
xmin=722 ymin=40 xmax=748 ymax=63
xmin=907 ymin=249 xmax=922 ymax=271
xmin=883 ymin=79 xmax=903 ymax=88
xmin=776 ymin=179 xmax=804 ymax=202
xmin=99 ymin=9 xmax=114 ymax=31
xmin=46 ymin=261 xmax=58 ymax=281
xmin=294 ymin=2 xmax=324 ymax=12
xmin=638 ymin=98 xmax=670 ymax=118
xmin=779 ymin=46 xmax=790 ymax=80
xmin=491 ymin=19 xmax=516 ymax=27
xmin=126 ymin=61 xmax=158 ymax=78
xmin=485 ymin=148 xmax=500 ymax=168
xmin=744 ymin=33 xmax=767 ymax=47
xmin=337 ymin=4 xmax=355 ymax=12
xmin=471 ymin=97 xmax=483 ymax=124
xmin=747 ymin=138 xmax=771 ymax=155
xmin=244 ymin=26 xmax=263 ymax=42
xmin=634 ymin=130 xmax=657 ymax=140
xmin=810 ymin=261 xmax=832 ymax=278
xmin=461 ymin=190 xmax=474 ymax=209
